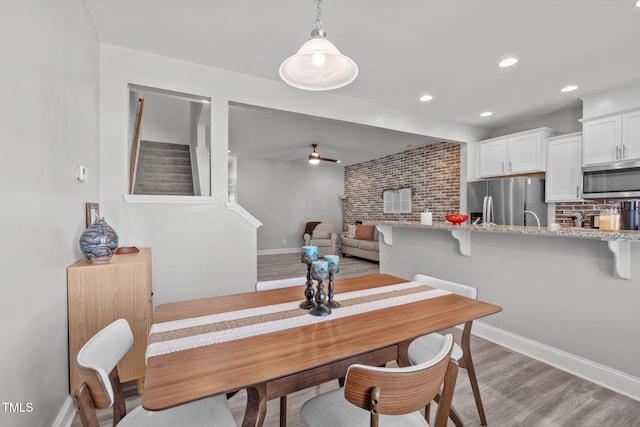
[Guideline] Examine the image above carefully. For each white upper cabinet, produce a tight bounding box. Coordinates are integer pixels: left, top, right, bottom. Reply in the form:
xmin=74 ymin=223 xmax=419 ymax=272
xmin=477 ymin=128 xmax=554 ymax=178
xmin=477 ymin=137 xmax=507 ymax=177
xmin=546 ymin=133 xmax=583 ymax=202
xmin=583 ymin=108 xmax=640 ymax=166
xmin=508 ymin=132 xmax=546 ymax=174
xmin=622 ymin=110 xmax=640 ymax=161
xmin=582 ymin=115 xmax=622 ymax=165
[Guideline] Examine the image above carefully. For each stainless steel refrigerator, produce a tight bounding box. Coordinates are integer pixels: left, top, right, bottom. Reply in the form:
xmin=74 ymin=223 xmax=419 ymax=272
xmin=467 ymin=176 xmax=547 ymax=226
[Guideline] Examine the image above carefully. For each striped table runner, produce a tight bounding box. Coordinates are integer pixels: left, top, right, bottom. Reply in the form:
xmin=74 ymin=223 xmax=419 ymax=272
xmin=146 ymin=281 xmax=450 ymax=360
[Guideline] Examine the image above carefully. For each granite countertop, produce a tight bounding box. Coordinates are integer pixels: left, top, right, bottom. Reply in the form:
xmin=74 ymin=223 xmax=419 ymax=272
xmin=370 ymin=221 xmax=640 ymax=241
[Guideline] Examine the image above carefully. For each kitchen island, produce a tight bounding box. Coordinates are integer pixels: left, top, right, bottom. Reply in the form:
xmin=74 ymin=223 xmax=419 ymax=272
xmin=373 ymin=221 xmax=640 ymax=401
xmin=373 ymin=221 xmax=640 ymax=279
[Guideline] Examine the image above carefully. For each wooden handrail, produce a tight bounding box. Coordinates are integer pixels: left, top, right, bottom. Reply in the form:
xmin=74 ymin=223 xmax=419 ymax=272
xmin=129 ymin=98 xmax=145 ymax=194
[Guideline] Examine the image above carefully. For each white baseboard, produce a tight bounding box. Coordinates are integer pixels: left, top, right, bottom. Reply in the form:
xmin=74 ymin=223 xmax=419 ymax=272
xmin=52 ymin=396 xmax=76 ymax=427
xmin=257 ymin=247 xmax=301 ymax=255
xmin=472 ymin=320 xmax=640 ymax=401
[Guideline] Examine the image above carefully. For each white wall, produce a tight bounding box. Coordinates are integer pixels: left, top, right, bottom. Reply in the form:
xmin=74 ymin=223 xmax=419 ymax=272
xmin=487 ymin=103 xmax=583 ymax=138
xmin=139 ymin=92 xmax=191 ymax=144
xmin=581 ymin=81 xmax=640 ymax=119
xmin=238 ymin=159 xmax=344 ymax=253
xmin=100 ymin=46 xmax=260 ymax=303
xmin=0 ymin=1 xmax=99 ymax=426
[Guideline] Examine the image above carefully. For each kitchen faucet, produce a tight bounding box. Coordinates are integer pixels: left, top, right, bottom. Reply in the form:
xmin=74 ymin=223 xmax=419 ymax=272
xmin=524 ymin=210 xmax=541 ymax=230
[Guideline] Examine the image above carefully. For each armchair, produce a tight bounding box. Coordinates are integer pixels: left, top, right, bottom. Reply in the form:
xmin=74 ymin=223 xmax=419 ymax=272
xmin=303 ymin=222 xmax=337 ymax=257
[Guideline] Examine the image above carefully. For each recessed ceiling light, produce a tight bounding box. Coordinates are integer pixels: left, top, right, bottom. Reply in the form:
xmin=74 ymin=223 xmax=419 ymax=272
xmin=634 ymin=0 xmax=640 ymax=7
xmin=480 ymin=111 xmax=493 ymax=117
xmin=498 ymin=57 xmax=518 ymax=68
xmin=419 ymin=94 xmax=433 ymax=102
xmin=561 ymin=85 xmax=578 ymax=93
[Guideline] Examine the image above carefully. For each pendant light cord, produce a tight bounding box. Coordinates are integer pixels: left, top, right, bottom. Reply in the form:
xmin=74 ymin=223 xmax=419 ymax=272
xmin=314 ymin=0 xmax=323 ymax=31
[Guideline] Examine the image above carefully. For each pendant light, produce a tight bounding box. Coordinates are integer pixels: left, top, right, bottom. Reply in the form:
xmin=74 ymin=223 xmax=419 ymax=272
xmin=279 ymin=0 xmax=358 ymax=91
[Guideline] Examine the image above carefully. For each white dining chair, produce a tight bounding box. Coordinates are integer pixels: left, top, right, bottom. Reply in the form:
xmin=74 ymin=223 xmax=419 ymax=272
xmin=74 ymin=318 xmax=236 ymax=427
xmin=409 ymin=274 xmax=486 ymax=426
xmin=300 ymin=333 xmax=457 ymax=427
xmin=255 ymin=276 xmax=307 ymax=291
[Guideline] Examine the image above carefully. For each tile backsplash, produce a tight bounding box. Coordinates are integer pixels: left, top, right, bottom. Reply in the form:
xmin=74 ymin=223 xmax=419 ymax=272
xmin=555 ymin=200 xmax=634 ymax=227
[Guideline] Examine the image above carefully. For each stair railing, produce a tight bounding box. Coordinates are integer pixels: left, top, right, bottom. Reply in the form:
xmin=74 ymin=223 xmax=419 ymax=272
xmin=129 ymin=98 xmax=145 ymax=194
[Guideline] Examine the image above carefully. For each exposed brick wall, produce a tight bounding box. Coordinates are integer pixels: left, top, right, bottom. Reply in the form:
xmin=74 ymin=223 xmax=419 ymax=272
xmin=344 ymin=142 xmax=460 ymax=230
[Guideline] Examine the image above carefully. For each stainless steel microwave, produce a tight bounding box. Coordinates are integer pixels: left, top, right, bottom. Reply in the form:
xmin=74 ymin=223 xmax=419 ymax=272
xmin=582 ymin=160 xmax=640 ymax=199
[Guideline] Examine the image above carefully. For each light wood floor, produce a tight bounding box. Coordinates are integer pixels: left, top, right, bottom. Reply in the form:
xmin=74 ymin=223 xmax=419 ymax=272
xmin=70 ymin=253 xmax=640 ymax=427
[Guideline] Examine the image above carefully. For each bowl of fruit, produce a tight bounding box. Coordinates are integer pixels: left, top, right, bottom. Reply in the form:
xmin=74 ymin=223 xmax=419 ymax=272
xmin=445 ymin=213 xmax=469 ymax=225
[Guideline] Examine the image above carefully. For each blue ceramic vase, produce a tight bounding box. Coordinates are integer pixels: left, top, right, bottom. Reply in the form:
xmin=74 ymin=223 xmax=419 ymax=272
xmin=79 ymin=217 xmax=119 ymax=263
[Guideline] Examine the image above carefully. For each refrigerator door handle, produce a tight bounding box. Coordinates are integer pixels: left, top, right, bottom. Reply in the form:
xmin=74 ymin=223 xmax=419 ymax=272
xmin=483 ymin=196 xmax=493 ymax=224
xmin=482 ymin=196 xmax=487 ymax=223
xmin=488 ymin=196 xmax=493 ymax=223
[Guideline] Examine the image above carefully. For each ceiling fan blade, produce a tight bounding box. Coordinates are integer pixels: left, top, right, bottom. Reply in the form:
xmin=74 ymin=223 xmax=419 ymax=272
xmin=318 ymin=156 xmax=340 ymax=163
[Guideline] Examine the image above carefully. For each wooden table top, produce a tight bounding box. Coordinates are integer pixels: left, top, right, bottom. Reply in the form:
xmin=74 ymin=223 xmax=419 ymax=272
xmin=142 ymin=273 xmax=502 ymax=411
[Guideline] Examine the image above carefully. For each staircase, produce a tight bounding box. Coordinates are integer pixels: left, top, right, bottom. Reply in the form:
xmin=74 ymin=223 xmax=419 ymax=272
xmin=133 ymin=141 xmax=194 ymax=196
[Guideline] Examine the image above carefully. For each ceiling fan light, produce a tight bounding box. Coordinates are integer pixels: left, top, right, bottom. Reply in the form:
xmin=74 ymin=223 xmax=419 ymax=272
xmin=309 ymin=157 xmax=321 ymax=165
xmin=498 ymin=57 xmax=518 ymax=68
xmin=561 ymin=85 xmax=578 ymax=93
xmin=280 ymin=35 xmax=358 ymax=91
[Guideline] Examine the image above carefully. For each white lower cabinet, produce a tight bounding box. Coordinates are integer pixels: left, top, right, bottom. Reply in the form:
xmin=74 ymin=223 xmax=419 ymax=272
xmin=546 ymin=132 xmax=582 ymax=202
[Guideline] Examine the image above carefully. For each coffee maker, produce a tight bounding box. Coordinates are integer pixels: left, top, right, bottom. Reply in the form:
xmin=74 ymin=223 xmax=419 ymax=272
xmin=620 ymin=201 xmax=640 ymax=230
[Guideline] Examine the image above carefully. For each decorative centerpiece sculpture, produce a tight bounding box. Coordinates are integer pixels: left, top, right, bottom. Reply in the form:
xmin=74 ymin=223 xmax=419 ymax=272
xmin=310 ymin=260 xmax=331 ymax=316
xmin=300 ymin=246 xmax=318 ymax=309
xmin=324 ymin=255 xmax=340 ymax=308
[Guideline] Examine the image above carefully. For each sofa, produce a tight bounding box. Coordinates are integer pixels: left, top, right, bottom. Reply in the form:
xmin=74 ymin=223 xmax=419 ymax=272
xmin=340 ymin=223 xmax=379 ymax=262
xmin=303 ymin=222 xmax=337 ymax=257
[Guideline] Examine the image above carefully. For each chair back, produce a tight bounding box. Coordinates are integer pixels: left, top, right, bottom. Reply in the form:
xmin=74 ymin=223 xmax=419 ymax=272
xmin=256 ymin=276 xmax=307 ymax=291
xmin=313 ymin=223 xmax=334 ymax=234
xmin=413 ymin=274 xmax=477 ymax=300
xmin=344 ymin=334 xmax=455 ymax=424
xmin=75 ymin=318 xmax=133 ymax=409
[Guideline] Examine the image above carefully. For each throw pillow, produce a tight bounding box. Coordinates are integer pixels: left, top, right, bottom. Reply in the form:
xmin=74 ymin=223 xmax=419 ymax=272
xmin=355 ymin=224 xmax=375 ymax=241
xmin=347 ymin=224 xmax=357 ymax=239
xmin=312 ymin=230 xmax=331 ymax=239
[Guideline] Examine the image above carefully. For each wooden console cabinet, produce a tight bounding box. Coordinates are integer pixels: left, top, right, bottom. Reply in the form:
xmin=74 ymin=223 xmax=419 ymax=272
xmin=67 ymin=248 xmax=152 ymax=394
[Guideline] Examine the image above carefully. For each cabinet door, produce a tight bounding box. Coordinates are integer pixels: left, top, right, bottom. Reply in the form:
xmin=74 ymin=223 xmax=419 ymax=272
xmin=583 ymin=116 xmax=621 ymax=165
xmin=622 ymin=110 xmax=640 ymax=161
xmin=508 ymin=132 xmax=545 ymax=174
xmin=478 ymin=138 xmax=507 ymax=177
xmin=546 ymin=135 xmax=582 ymax=202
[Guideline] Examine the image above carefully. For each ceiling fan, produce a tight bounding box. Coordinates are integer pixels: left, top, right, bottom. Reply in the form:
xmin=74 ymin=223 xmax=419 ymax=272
xmin=308 ymin=143 xmax=340 ymax=164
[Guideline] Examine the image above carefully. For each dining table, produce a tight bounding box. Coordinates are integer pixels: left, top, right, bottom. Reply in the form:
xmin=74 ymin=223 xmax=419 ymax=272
xmin=142 ymin=273 xmax=502 ymax=427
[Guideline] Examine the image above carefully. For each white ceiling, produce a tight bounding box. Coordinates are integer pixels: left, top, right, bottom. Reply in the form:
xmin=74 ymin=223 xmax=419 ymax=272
xmin=228 ymin=103 xmax=441 ymax=165
xmin=84 ymin=0 xmax=640 ymax=165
